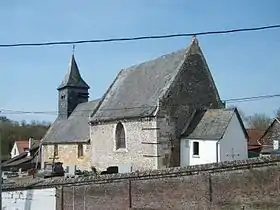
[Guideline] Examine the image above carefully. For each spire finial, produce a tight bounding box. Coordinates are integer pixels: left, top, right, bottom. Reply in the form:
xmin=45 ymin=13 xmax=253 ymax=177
xmin=72 ymin=45 xmax=76 ymax=55
xmin=191 ymin=35 xmax=198 ymax=45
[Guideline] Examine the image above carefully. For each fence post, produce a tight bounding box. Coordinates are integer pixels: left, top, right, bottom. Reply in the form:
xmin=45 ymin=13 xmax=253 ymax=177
xmin=61 ymin=187 xmax=64 ymax=210
xmin=128 ymin=179 xmax=132 ymax=208
xmin=208 ymin=173 xmax=213 ymax=203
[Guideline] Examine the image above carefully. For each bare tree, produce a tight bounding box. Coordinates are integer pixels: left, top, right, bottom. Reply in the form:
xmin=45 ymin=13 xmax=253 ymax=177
xmin=275 ymin=108 xmax=280 ymax=118
xmin=246 ymin=113 xmax=271 ymax=130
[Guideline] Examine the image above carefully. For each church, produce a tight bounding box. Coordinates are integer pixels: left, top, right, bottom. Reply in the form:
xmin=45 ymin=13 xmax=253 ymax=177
xmin=42 ymin=37 xmax=226 ymax=172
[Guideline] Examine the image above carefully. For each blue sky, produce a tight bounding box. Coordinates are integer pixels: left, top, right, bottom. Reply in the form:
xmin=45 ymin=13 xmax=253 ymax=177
xmin=0 ymin=0 xmax=280 ymax=123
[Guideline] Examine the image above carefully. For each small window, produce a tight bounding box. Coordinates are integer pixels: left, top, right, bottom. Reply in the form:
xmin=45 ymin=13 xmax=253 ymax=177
xmin=193 ymin=142 xmax=199 ymax=156
xmin=78 ymin=144 xmax=83 ymax=158
xmin=61 ymin=94 xmax=65 ymax=99
xmin=14 ymin=149 xmax=16 ymax=155
xmin=115 ymin=122 xmax=126 ymax=149
xmin=273 ymin=140 xmax=279 ymax=150
xmin=54 ymin=144 xmax=58 ymax=157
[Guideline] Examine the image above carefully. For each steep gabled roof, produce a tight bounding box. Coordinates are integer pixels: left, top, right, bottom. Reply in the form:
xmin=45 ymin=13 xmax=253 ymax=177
xmin=258 ymin=117 xmax=280 ymax=145
xmin=257 ymin=117 xmax=280 ymax=154
xmin=42 ymin=99 xmax=100 ymax=144
xmin=91 ymin=37 xmax=216 ymax=122
xmin=57 ymin=55 xmax=90 ymax=90
xmin=181 ymin=108 xmax=248 ymax=140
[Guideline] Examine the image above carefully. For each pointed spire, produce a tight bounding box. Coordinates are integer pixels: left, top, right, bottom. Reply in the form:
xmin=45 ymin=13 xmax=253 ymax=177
xmin=57 ymin=54 xmax=90 ymax=90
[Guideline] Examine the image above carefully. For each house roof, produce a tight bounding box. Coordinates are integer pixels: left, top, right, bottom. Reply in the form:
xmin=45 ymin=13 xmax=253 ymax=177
xmin=91 ymin=37 xmax=215 ymax=122
xmin=2 ymin=152 xmax=28 ymax=167
xmin=15 ymin=141 xmax=29 ymax=154
xmin=258 ymin=117 xmax=280 ymax=145
xmin=57 ymin=55 xmax=90 ymax=90
xmin=42 ymin=99 xmax=100 ymax=144
xmin=257 ymin=117 xmax=280 ymax=154
xmin=5 ymin=156 xmax=34 ymax=167
xmin=181 ymin=108 xmax=248 ymax=140
xmin=247 ymin=129 xmax=263 ymax=146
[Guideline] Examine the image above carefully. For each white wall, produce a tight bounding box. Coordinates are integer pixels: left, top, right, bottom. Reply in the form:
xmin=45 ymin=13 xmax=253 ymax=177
xmin=10 ymin=143 xmax=19 ymax=159
xmin=2 ymin=188 xmax=56 ymax=210
xmin=219 ymin=112 xmax=248 ymax=161
xmin=180 ymin=139 xmax=217 ymax=166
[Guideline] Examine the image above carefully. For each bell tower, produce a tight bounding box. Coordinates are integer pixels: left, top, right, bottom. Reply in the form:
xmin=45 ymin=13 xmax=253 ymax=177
xmin=57 ymin=49 xmax=90 ymax=119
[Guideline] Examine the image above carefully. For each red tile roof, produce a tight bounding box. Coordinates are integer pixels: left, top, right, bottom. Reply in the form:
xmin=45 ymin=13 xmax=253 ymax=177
xmin=15 ymin=140 xmax=29 ymax=154
xmin=246 ymin=129 xmax=264 ymax=151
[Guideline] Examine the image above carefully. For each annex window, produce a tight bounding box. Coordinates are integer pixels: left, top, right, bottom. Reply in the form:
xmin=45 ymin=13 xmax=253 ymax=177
xmin=115 ymin=122 xmax=126 ymax=149
xmin=78 ymin=144 xmax=84 ymax=158
xmin=193 ymin=141 xmax=199 ymax=156
xmin=54 ymin=144 xmax=58 ymax=157
xmin=273 ymin=140 xmax=279 ymax=150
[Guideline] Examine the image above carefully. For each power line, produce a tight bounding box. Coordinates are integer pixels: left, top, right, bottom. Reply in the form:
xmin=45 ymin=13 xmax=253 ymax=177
xmin=1 ymin=92 xmax=280 ymax=116
xmin=0 ymin=24 xmax=280 ymax=48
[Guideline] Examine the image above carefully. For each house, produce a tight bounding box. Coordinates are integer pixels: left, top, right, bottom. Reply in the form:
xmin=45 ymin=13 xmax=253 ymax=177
xmin=41 ymin=54 xmax=100 ymax=171
xmin=2 ymin=138 xmax=41 ymax=171
xmin=10 ymin=140 xmax=29 ymax=158
xmin=89 ymin=37 xmax=225 ymax=172
xmin=180 ymin=108 xmax=248 ymax=166
xmin=258 ymin=117 xmax=280 ymax=156
xmin=246 ymin=128 xmax=263 ymax=158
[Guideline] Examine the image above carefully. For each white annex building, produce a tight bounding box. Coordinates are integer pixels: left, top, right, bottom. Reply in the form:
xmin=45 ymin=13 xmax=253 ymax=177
xmin=180 ymin=108 xmax=248 ymax=166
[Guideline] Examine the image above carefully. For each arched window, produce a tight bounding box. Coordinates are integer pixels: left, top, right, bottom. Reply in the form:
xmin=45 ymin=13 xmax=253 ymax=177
xmin=115 ymin=122 xmax=126 ymax=149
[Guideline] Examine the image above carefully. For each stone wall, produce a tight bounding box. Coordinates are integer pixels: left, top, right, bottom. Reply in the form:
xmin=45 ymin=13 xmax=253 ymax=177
xmin=42 ymin=143 xmax=92 ymax=170
xmin=4 ymin=156 xmax=280 ymax=210
xmin=158 ymin=52 xmax=225 ymax=168
xmin=90 ymin=118 xmax=158 ymax=171
xmin=58 ymin=157 xmax=280 ymax=210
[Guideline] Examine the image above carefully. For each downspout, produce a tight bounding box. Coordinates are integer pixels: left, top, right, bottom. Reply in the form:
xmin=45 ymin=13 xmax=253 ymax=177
xmin=216 ymin=138 xmax=222 ymax=163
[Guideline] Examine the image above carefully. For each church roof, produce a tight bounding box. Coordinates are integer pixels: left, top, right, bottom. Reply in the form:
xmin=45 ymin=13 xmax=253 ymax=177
xmin=57 ymin=55 xmax=90 ymax=90
xmin=42 ymin=99 xmax=100 ymax=144
xmin=91 ymin=37 xmax=210 ymax=122
xmin=181 ymin=108 xmax=248 ymax=140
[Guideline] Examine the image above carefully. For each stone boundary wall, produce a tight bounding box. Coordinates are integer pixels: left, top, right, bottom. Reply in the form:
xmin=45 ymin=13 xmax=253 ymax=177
xmin=3 ymin=155 xmax=280 ymax=192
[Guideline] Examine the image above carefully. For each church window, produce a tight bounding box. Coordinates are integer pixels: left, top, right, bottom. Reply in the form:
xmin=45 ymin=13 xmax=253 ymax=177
xmin=115 ymin=122 xmax=126 ymax=149
xmin=193 ymin=141 xmax=199 ymax=156
xmin=54 ymin=144 xmax=58 ymax=157
xmin=78 ymin=144 xmax=83 ymax=157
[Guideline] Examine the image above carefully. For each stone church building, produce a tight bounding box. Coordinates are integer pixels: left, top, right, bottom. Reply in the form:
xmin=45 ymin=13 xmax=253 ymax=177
xmin=42 ymin=37 xmax=224 ymax=172
xmin=90 ymin=37 xmax=224 ymax=171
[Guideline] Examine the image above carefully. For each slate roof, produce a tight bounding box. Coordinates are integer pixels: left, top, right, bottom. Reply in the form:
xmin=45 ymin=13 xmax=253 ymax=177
xmin=2 ymin=152 xmax=28 ymax=167
xmin=57 ymin=55 xmax=90 ymax=90
xmin=42 ymin=99 xmax=100 ymax=144
xmin=181 ymin=108 xmax=248 ymax=140
xmin=91 ymin=37 xmax=207 ymax=122
xmin=258 ymin=117 xmax=280 ymax=154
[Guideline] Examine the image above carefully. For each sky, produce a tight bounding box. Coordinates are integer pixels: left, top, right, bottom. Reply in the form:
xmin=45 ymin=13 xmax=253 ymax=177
xmin=0 ymin=0 xmax=280 ymax=123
